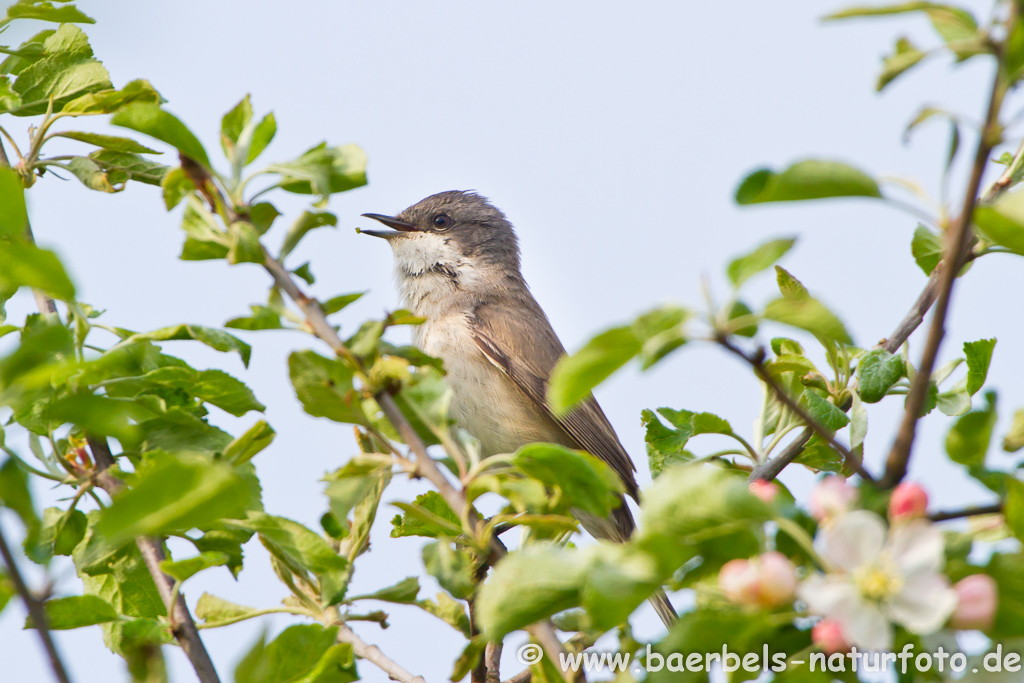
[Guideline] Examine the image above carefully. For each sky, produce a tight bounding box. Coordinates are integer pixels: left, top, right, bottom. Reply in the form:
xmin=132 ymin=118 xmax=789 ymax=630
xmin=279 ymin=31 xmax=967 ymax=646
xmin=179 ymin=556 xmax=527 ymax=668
xmin=1 ymin=1 xmax=1022 ymax=682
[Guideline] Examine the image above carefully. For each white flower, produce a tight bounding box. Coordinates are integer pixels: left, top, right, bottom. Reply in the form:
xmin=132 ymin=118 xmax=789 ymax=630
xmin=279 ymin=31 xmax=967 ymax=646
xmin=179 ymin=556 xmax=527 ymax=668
xmin=797 ymin=510 xmax=957 ymax=650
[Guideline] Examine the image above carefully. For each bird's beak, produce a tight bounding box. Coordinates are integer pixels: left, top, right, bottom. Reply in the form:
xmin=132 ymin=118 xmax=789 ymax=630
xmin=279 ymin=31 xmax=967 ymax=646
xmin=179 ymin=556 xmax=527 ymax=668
xmin=358 ymin=213 xmax=417 ymax=239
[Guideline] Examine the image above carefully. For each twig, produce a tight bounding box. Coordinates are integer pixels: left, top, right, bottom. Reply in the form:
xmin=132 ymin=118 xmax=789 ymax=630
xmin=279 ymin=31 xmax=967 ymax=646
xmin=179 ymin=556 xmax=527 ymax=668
xmin=928 ymin=503 xmax=1002 ymax=522
xmin=502 ymin=668 xmax=532 ymax=683
xmin=718 ymin=338 xmax=875 ymax=483
xmin=880 ymin=19 xmax=1012 ymax=488
xmin=484 ymin=642 xmax=503 ymax=683
xmin=0 ymin=523 xmax=72 ymax=683
xmin=748 ymin=429 xmax=812 ymax=482
xmin=335 ymin=624 xmax=427 ymax=683
xmin=86 ymin=438 xmax=221 ymax=683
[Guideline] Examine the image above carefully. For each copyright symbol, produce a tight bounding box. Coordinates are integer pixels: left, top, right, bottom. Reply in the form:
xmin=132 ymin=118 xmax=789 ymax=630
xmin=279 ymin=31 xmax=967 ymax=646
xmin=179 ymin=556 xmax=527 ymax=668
xmin=517 ymin=643 xmax=543 ymax=665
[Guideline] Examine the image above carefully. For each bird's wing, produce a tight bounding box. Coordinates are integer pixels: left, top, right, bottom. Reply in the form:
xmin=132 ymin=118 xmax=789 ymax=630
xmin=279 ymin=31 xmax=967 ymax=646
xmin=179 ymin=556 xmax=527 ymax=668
xmin=469 ymin=297 xmax=639 ymax=500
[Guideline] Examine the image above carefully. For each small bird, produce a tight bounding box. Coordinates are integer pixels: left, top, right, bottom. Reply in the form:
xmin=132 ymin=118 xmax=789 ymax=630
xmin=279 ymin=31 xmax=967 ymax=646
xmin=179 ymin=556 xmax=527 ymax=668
xmin=360 ymin=191 xmax=676 ymax=627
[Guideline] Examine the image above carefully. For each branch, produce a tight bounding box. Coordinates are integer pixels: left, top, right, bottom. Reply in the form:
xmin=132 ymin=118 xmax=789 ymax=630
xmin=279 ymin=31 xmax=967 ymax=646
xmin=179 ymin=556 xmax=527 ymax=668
xmin=880 ymin=20 xmax=1012 ymax=488
xmin=334 ymin=625 xmax=427 ymax=683
xmin=929 ymin=502 xmax=1002 ymax=522
xmin=85 ymin=438 xmax=222 ymax=683
xmin=718 ymin=338 xmax=875 ymax=482
xmin=0 ymin=522 xmax=72 ymax=683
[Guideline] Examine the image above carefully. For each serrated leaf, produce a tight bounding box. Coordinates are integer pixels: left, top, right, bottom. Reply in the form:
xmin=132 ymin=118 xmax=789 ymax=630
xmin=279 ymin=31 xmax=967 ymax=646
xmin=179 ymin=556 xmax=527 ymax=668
xmin=946 ymin=391 xmax=997 ymax=466
xmin=159 ymin=551 xmax=228 ymax=582
xmin=28 ymin=595 xmax=116 ymax=630
xmin=390 ymin=491 xmax=461 ymax=538
xmin=64 ymin=156 xmax=115 ymax=193
xmin=878 ymin=37 xmax=926 ymax=90
xmin=803 ymin=390 xmax=850 ymax=430
xmin=53 ymin=131 xmax=159 ymax=154
xmin=223 ymin=421 xmax=275 ymax=466
xmin=119 ymin=324 xmax=251 ymax=367
xmin=763 ymin=296 xmax=852 ymax=344
xmin=911 ymin=224 xmax=943 ymax=275
xmin=514 ymin=443 xmax=623 ymax=518
xmin=61 ymin=79 xmax=162 ymax=115
xmin=323 ymin=292 xmax=365 ymax=315
xmin=0 ymin=240 xmax=76 ymax=300
xmin=227 ymin=221 xmax=264 ymax=265
xmin=6 ymin=2 xmax=95 ymax=24
xmin=111 ymin=103 xmax=210 ymax=167
xmin=964 ymin=338 xmax=995 ymax=396
xmin=975 ymin=190 xmax=1024 ymax=256
xmin=195 ymin=593 xmax=261 ymax=627
xmin=422 ymin=540 xmax=475 ymax=600
xmin=857 ymin=349 xmax=905 ymax=403
xmin=269 ymin=143 xmax=367 ymax=203
xmin=10 ymin=25 xmax=110 ymax=116
xmin=350 ymin=576 xmax=420 ymax=604
xmin=280 ymin=211 xmax=337 ymax=259
xmin=735 ymin=159 xmax=881 ymax=205
xmin=96 ymin=453 xmax=250 ymax=544
xmin=288 ymin=350 xmax=365 ymax=425
xmin=89 ymin=150 xmax=168 ymax=186
xmin=726 ymin=237 xmax=796 ymax=287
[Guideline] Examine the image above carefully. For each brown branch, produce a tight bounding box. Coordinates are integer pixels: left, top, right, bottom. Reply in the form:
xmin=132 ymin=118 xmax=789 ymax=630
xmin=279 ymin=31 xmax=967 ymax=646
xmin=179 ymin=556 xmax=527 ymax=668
xmin=880 ymin=21 xmax=1012 ymax=488
xmin=0 ymin=522 xmax=73 ymax=683
xmin=484 ymin=642 xmax=503 ymax=683
xmin=335 ymin=625 xmax=427 ymax=683
xmin=85 ymin=438 xmax=221 ymax=683
xmin=719 ymin=338 xmax=876 ymax=483
xmin=928 ymin=502 xmax=1002 ymax=522
xmin=502 ymin=668 xmax=532 ymax=683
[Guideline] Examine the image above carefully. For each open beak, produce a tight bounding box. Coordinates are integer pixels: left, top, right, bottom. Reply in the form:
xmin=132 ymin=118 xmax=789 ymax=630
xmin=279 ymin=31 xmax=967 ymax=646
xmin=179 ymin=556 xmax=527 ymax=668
xmin=358 ymin=213 xmax=417 ymax=239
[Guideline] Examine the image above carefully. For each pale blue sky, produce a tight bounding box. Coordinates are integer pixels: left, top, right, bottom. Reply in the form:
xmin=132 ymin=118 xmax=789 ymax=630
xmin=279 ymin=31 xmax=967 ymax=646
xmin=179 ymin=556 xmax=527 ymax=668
xmin=2 ymin=1 xmax=1020 ymax=681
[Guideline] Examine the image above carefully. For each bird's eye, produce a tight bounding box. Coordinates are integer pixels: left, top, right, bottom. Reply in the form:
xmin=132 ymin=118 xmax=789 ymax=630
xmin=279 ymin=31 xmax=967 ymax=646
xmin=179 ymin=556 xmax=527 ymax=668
xmin=432 ymin=213 xmax=452 ymax=230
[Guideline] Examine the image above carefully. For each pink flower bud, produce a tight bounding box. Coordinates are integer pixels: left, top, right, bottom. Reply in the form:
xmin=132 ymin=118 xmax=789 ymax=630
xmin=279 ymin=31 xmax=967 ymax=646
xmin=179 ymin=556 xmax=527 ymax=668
xmin=720 ymin=559 xmax=760 ymax=606
xmin=950 ymin=574 xmax=998 ymax=631
xmin=756 ymin=551 xmax=797 ymax=607
xmin=889 ymin=482 xmax=929 ymax=521
xmin=809 ymin=475 xmax=858 ymax=521
xmin=812 ymin=619 xmax=850 ymax=655
xmin=719 ymin=554 xmax=797 ymax=608
xmin=749 ymin=480 xmax=780 ymax=503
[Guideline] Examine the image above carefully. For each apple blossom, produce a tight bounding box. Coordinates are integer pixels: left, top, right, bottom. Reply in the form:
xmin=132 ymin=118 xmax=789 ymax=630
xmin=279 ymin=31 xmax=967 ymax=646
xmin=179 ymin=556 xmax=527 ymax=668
xmin=889 ymin=482 xmax=928 ymax=521
xmin=809 ymin=475 xmax=858 ymax=522
xmin=950 ymin=574 xmax=998 ymax=631
xmin=812 ymin=619 xmax=850 ymax=655
xmin=749 ymin=479 xmax=780 ymax=503
xmin=720 ymin=552 xmax=797 ymax=608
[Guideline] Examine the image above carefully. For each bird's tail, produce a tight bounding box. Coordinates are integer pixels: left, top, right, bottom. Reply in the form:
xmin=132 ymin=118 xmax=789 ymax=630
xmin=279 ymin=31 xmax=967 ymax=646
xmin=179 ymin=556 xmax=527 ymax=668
xmin=577 ymin=497 xmax=678 ymax=628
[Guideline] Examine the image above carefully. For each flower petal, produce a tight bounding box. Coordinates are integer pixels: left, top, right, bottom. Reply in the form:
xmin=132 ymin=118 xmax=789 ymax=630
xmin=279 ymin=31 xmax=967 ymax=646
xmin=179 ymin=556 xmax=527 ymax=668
xmin=888 ymin=520 xmax=945 ymax=576
xmin=798 ymin=574 xmax=860 ymax=615
xmin=820 ymin=510 xmax=886 ymax=572
xmin=886 ymin=574 xmax=958 ymax=634
xmin=841 ymin=602 xmax=893 ymax=651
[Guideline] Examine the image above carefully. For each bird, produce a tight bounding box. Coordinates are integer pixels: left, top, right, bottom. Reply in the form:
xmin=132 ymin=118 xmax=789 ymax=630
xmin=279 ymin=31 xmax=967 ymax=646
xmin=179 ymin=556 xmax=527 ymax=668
xmin=360 ymin=190 xmax=676 ymax=627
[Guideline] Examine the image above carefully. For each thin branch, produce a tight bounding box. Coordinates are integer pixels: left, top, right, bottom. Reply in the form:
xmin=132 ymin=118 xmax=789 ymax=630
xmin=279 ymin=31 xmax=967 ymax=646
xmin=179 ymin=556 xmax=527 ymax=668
xmin=502 ymin=668 xmax=532 ymax=683
xmin=880 ymin=23 xmax=1012 ymax=488
xmin=749 ymin=429 xmax=812 ymax=482
xmin=718 ymin=338 xmax=876 ymax=483
xmin=85 ymin=438 xmax=221 ymax=683
xmin=335 ymin=624 xmax=427 ymax=683
xmin=0 ymin=522 xmax=72 ymax=683
xmin=929 ymin=502 xmax=1002 ymax=522
xmin=484 ymin=642 xmax=503 ymax=683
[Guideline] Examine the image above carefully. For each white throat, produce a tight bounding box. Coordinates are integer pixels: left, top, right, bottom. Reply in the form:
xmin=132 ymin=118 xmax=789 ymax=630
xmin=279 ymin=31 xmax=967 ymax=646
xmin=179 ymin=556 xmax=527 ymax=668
xmin=390 ymin=232 xmax=479 ymax=319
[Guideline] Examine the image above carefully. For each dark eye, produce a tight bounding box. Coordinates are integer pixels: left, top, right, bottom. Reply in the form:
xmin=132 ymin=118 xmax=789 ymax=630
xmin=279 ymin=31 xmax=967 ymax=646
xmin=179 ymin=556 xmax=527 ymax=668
xmin=432 ymin=213 xmax=452 ymax=230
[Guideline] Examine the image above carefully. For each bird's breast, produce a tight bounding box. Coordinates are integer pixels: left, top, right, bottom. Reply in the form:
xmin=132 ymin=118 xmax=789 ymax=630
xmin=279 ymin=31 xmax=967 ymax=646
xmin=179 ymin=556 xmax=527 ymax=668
xmin=414 ymin=314 xmax=565 ymax=456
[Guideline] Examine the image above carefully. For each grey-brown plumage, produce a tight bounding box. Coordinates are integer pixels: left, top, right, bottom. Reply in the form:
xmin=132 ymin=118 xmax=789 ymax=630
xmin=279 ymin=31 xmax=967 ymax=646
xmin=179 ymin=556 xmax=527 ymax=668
xmin=361 ymin=191 xmax=676 ymax=626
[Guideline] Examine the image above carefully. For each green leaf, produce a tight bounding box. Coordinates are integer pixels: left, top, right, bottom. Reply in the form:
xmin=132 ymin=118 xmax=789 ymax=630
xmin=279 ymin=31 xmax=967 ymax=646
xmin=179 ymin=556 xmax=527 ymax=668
xmin=88 ymin=150 xmax=168 ymax=186
xmin=270 ymin=143 xmax=368 ymax=202
xmin=1004 ymin=409 xmax=1024 ymax=453
xmin=63 ymin=157 xmax=115 ymax=193
xmin=159 ymin=551 xmax=229 ymax=582
xmin=803 ymin=390 xmax=850 ymax=430
xmin=422 ymin=540 xmax=475 ymax=600
xmin=38 ymin=507 xmax=86 ymax=557
xmin=111 ymin=103 xmax=210 ymax=167
xmin=390 ymin=491 xmax=461 ymax=538
xmin=52 ymin=131 xmax=159 ymax=154
xmin=975 ymin=191 xmax=1024 ymax=256
xmin=735 ymin=159 xmax=882 ymax=204
xmin=6 ymin=2 xmax=95 ymax=24
xmin=0 ymin=458 xmax=41 ymax=557
xmin=225 ymin=513 xmax=349 ymax=605
xmin=877 ymin=36 xmax=926 ymax=90
xmin=475 ymin=544 xmax=587 ymax=640
xmin=226 ymin=305 xmax=284 ymax=331
xmin=416 ymin=592 xmax=471 ymax=637
xmin=292 ymin=262 xmax=315 ymax=285
xmin=223 ymin=421 xmax=275 ymax=465
xmin=0 ymin=168 xmax=28 ymax=238
xmin=9 ymin=25 xmax=111 ymax=116
xmin=96 ymin=453 xmax=250 ymax=544
xmin=136 ymin=411 xmax=232 ymax=454
xmin=548 ymin=305 xmax=688 ymax=414
xmin=794 ymin=435 xmax=846 ymax=473
xmin=288 ymin=350 xmax=365 ymax=425
xmin=856 ymin=349 xmax=905 ymax=403
xmin=323 ymin=292 xmax=365 ymax=315
xmin=642 ymin=409 xmax=695 ymax=477
xmin=726 ymin=237 xmax=796 ymax=287
xmin=227 ymin=221 xmax=264 ymax=265
xmin=1004 ymin=478 xmax=1024 ymax=544
xmin=774 ymin=265 xmax=809 ymax=300
xmin=911 ymin=224 xmax=943 ymax=275
xmin=763 ymin=296 xmax=853 ymax=344
xmin=0 ymin=240 xmax=76 ymax=300
xmin=28 ymin=595 xmax=116 ymax=630
xmin=195 ymin=593 xmax=262 ymax=627
xmin=137 ymin=366 xmax=264 ymax=416
xmin=280 ymin=211 xmax=337 ymax=259
xmin=247 ymin=113 xmax=276 ymax=165
xmin=946 ymin=391 xmax=997 ymax=466
xmin=119 ymin=324 xmax=251 ymax=367
xmin=451 ymin=637 xmax=488 ymax=683
xmin=161 ymin=166 xmax=195 ymax=210
xmin=964 ymin=338 xmax=996 ymax=396
xmin=349 ymin=576 xmax=420 ymax=604
xmin=514 ymin=443 xmax=623 ymax=518
xmin=221 ymin=95 xmax=252 ymax=150
xmin=61 ymin=79 xmax=162 ymax=115
xmin=235 ymin=624 xmax=355 ymax=683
